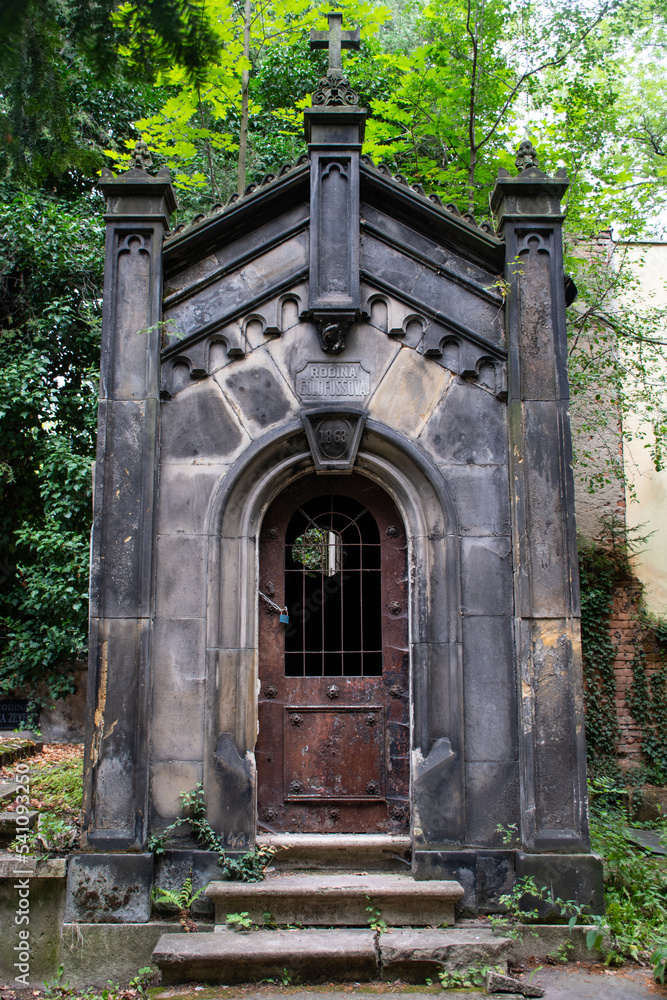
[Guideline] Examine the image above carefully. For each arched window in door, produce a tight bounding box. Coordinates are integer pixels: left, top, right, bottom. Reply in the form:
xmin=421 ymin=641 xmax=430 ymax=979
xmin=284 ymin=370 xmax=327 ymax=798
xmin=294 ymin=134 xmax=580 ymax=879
xmin=284 ymin=494 xmax=382 ymax=677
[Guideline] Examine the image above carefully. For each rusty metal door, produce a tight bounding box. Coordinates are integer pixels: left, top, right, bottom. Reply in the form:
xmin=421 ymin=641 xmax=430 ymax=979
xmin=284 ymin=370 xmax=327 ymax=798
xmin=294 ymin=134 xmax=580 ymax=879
xmin=256 ymin=474 xmax=409 ymax=834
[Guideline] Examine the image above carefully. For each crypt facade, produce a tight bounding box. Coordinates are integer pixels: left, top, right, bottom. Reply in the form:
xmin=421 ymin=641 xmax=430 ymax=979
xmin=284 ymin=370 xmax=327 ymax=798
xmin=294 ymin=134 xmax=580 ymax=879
xmin=81 ymin=16 xmax=600 ymax=912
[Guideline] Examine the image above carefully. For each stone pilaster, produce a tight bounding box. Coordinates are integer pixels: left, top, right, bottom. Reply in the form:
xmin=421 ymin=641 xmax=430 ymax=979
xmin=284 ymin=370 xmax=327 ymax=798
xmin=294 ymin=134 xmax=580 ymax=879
xmin=82 ymin=165 xmax=176 ymax=849
xmin=304 ymin=101 xmax=366 ymax=352
xmin=491 ymin=166 xmax=589 ymax=852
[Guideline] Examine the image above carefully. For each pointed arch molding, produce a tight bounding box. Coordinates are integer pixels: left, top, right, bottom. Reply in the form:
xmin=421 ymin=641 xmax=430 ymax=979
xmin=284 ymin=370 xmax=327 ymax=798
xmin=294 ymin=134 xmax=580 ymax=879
xmin=202 ymin=418 xmax=465 ymax=850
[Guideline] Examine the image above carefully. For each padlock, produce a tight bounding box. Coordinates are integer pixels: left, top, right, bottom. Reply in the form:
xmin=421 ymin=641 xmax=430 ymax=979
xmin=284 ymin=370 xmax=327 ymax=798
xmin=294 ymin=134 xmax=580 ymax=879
xmin=279 ymin=608 xmax=289 ymax=624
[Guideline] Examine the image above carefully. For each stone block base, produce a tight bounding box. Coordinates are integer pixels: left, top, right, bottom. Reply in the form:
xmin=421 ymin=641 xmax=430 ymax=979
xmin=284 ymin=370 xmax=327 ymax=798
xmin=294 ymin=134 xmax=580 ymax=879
xmin=412 ymin=850 xmax=604 ymax=917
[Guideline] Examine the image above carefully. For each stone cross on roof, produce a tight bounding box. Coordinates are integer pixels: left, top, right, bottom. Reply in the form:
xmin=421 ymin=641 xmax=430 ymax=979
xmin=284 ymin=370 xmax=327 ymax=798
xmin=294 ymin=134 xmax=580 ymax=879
xmin=310 ymin=12 xmax=360 ymax=76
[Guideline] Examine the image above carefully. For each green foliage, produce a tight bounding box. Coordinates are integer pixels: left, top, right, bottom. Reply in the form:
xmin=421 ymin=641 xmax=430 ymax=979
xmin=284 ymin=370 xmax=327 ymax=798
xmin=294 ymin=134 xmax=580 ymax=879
xmin=42 ymin=963 xmax=155 ymax=1000
xmin=0 ymin=192 xmax=103 ymax=701
xmin=579 ymin=523 xmax=667 ymax=781
xmin=488 ymin=875 xmax=590 ymax=941
xmin=626 ymin=643 xmax=667 ymax=784
xmin=578 ymin=537 xmax=623 ymax=777
xmin=152 ymin=872 xmax=206 ymax=913
xmin=8 ymin=753 xmax=83 ymax=855
xmin=653 ymin=942 xmax=667 ymax=983
xmin=147 ymin=783 xmax=276 ymax=881
xmin=438 ymin=964 xmax=503 ymax=990
xmin=226 ymin=910 xmax=254 ymax=930
xmin=589 ymin=793 xmax=667 ymax=969
xmin=365 ymin=897 xmax=388 ymax=933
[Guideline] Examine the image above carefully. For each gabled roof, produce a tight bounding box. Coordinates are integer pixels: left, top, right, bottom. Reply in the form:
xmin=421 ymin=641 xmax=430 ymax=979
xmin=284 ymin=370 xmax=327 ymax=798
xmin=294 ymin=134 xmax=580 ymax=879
xmin=163 ymin=153 xmax=504 ymax=278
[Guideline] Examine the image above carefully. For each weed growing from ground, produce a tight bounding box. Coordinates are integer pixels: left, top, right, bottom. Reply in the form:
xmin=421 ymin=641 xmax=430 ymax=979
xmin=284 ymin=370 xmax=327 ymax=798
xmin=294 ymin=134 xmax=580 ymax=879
xmin=589 ymin=788 xmax=667 ymax=974
xmin=438 ymin=964 xmax=504 ymax=989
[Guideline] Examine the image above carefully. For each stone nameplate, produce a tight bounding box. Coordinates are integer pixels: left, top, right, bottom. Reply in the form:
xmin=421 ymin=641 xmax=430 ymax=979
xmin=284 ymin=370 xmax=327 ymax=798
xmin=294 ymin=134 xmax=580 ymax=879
xmin=0 ymin=696 xmax=29 ymax=729
xmin=295 ymin=361 xmax=371 ymax=402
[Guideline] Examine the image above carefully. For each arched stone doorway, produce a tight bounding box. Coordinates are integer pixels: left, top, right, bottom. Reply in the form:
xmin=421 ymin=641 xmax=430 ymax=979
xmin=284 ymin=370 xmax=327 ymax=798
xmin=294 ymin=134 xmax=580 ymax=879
xmin=256 ymin=472 xmax=410 ymax=834
xmin=202 ymin=419 xmax=465 ymax=851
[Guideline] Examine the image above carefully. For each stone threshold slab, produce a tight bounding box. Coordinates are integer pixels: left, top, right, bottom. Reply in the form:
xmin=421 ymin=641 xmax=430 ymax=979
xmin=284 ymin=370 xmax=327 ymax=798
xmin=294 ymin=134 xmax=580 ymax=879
xmin=152 ymin=927 xmax=512 ymax=985
xmin=258 ymin=834 xmax=412 ymax=870
xmin=206 ymin=873 xmax=464 ymax=927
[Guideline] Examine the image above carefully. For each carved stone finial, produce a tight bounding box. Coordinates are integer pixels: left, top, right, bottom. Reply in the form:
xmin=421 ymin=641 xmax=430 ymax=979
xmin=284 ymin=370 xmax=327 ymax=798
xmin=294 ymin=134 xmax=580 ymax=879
xmin=130 ymin=139 xmax=153 ymax=170
xmin=312 ymin=73 xmax=359 ymax=108
xmin=515 ymin=140 xmax=539 ymax=172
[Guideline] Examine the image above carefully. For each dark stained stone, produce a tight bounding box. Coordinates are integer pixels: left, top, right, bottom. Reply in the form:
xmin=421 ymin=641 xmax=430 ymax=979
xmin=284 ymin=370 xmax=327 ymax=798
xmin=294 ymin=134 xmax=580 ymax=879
xmin=161 ymin=380 xmax=243 ymax=461
xmin=221 ymin=364 xmax=293 ymax=429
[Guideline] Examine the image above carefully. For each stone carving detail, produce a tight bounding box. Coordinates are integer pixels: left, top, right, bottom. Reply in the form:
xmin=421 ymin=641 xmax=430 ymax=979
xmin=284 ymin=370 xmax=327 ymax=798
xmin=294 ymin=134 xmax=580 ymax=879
xmin=312 ymin=74 xmax=359 ymax=107
xmin=515 ymin=139 xmax=539 ymax=172
xmin=130 ymin=139 xmax=153 ymax=170
xmin=318 ymin=317 xmax=350 ymax=354
xmin=295 ymin=361 xmax=371 ymax=403
xmin=159 ymin=287 xmax=305 ymax=398
xmin=302 ymin=410 xmax=367 ymax=473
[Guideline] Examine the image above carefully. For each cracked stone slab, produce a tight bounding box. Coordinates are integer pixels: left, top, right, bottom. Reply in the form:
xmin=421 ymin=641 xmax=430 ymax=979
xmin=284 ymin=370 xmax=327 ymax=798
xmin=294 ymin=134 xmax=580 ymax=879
xmin=379 ymin=927 xmax=513 ymax=981
xmin=487 ymin=969 xmax=546 ymax=996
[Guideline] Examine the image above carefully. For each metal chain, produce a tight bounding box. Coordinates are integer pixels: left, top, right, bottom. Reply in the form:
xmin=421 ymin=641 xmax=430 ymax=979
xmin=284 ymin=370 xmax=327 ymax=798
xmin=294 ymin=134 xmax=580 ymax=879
xmin=258 ymin=590 xmax=285 ymax=614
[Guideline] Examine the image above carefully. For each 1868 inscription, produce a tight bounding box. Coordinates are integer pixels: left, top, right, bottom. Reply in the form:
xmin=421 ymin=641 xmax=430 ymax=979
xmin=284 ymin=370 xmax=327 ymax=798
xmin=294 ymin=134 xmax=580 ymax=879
xmin=295 ymin=362 xmax=371 ymax=402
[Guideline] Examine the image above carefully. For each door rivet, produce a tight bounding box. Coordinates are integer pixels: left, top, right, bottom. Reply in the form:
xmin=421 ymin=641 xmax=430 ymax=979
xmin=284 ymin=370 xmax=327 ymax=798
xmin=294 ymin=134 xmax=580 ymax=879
xmin=389 ymin=601 xmax=401 ymax=615
xmin=264 ymin=685 xmax=278 ymax=699
xmin=326 ymin=685 xmax=339 ymax=699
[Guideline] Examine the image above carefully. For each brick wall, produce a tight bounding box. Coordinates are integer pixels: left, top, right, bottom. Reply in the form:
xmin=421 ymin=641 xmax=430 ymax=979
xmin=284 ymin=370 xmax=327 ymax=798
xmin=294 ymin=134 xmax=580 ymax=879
xmin=609 ymin=576 xmax=666 ymax=769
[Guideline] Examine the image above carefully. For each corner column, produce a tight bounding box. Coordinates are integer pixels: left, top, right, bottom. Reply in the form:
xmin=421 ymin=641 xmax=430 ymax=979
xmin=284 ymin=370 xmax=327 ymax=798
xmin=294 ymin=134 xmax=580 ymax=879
xmin=82 ymin=165 xmax=176 ymax=849
xmin=491 ymin=165 xmax=589 ymax=853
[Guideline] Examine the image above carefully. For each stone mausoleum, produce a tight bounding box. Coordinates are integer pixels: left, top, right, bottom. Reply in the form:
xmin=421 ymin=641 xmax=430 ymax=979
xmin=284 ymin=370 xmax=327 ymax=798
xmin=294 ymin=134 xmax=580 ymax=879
xmin=76 ymin=16 xmax=601 ymax=925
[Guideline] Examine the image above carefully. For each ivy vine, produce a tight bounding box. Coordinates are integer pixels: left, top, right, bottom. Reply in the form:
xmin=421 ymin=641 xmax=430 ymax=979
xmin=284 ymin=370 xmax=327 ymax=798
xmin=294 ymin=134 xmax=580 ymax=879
xmin=626 ymin=644 xmax=667 ymax=784
xmin=579 ymin=526 xmax=667 ymax=784
xmin=579 ymin=539 xmax=622 ymax=777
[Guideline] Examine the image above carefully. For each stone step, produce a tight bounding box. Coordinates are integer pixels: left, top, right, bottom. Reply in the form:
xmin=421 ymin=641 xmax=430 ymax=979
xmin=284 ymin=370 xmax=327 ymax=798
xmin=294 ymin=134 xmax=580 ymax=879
xmin=205 ymin=872 xmax=464 ymax=928
xmin=0 ymin=737 xmax=42 ymax=768
xmin=258 ymin=833 xmax=412 ymax=871
xmin=0 ymin=781 xmax=20 ymax=802
xmin=0 ymin=809 xmax=38 ymax=845
xmin=153 ymin=926 xmax=512 ymax=985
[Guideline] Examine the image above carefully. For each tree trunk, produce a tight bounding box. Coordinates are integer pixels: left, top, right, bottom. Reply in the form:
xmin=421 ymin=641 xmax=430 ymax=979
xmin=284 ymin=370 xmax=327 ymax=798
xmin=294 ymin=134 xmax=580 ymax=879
xmin=237 ymin=0 xmax=252 ymax=197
